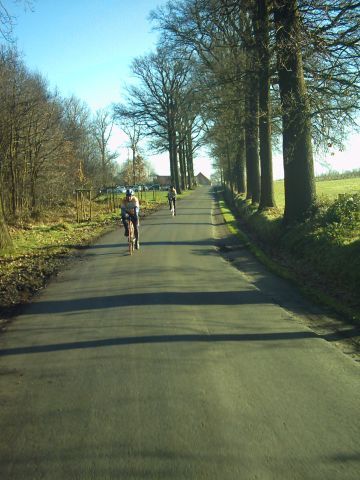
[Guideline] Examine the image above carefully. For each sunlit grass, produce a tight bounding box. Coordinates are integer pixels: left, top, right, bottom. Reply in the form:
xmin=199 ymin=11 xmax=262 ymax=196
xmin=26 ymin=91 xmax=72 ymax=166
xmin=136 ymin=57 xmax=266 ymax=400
xmin=273 ymin=177 xmax=360 ymax=210
xmin=1 ymin=189 xmax=190 ymax=259
xmin=316 ymin=177 xmax=360 ymax=200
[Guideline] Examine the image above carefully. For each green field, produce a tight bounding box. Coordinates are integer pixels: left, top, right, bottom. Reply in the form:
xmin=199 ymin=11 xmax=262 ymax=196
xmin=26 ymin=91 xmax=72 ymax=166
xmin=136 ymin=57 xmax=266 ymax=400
xmin=273 ymin=177 xmax=360 ymax=210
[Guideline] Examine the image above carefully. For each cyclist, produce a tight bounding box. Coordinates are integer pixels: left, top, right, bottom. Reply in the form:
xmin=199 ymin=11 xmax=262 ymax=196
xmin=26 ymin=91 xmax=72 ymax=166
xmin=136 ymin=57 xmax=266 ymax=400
xmin=167 ymin=185 xmax=177 ymax=214
xmin=121 ymin=188 xmax=140 ymax=249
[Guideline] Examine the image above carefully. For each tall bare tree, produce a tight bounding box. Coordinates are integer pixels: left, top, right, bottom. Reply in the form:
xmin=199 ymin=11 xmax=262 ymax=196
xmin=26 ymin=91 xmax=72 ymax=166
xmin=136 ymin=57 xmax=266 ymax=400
xmin=274 ymin=0 xmax=316 ymax=223
xmin=91 ymin=108 xmax=118 ymax=187
xmin=0 ymin=1 xmax=33 ymax=42
xmin=113 ymin=105 xmax=144 ymax=185
xmin=299 ymin=0 xmax=360 ymax=150
xmin=118 ymin=47 xmax=195 ymax=192
xmin=257 ymin=0 xmax=276 ymax=209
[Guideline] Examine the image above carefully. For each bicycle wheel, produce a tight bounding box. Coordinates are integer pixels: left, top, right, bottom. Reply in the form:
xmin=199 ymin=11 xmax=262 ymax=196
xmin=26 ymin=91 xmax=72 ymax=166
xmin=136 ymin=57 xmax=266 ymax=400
xmin=128 ymin=220 xmax=134 ymax=255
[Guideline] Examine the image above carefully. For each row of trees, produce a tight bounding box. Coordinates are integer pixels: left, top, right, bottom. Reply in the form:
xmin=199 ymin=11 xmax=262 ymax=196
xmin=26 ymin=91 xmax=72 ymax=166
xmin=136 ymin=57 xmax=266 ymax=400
xmin=114 ymin=0 xmax=359 ymax=223
xmin=0 ymin=45 xmax=120 ymax=247
xmin=1 ymin=1 xmax=358 ymax=248
xmin=113 ymin=49 xmax=203 ymax=194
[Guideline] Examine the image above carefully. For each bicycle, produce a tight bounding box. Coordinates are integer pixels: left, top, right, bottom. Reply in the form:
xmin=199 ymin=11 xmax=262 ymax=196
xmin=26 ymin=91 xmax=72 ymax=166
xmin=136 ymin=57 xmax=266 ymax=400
xmin=124 ymin=212 xmax=139 ymax=255
xmin=169 ymin=198 xmax=176 ymax=216
xmin=128 ymin=218 xmax=135 ymax=255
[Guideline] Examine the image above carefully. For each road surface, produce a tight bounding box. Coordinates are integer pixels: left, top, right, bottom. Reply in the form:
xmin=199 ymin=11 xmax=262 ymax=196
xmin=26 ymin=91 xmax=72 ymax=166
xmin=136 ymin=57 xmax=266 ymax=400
xmin=0 ymin=186 xmax=359 ymax=479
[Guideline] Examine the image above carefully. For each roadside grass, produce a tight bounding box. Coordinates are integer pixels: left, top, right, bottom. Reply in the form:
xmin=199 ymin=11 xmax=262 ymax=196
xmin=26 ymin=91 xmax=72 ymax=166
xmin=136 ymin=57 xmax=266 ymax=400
xmin=2 ymin=189 xmax=190 ymax=258
xmin=273 ymin=177 xmax=360 ymax=210
xmin=0 ymin=192 xmax=175 ymax=319
xmin=220 ymin=177 xmax=360 ymax=324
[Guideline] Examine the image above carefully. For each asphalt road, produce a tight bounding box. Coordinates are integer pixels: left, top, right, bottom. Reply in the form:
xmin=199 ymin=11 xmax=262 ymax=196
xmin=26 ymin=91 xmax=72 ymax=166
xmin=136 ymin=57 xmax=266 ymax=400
xmin=0 ymin=186 xmax=359 ymax=479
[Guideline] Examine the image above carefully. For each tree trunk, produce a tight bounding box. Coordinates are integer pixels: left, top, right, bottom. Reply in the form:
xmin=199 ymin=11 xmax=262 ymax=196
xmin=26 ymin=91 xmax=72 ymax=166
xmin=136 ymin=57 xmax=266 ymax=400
xmin=169 ymin=111 xmax=181 ymax=193
xmin=274 ymin=0 xmax=316 ymax=223
xmin=132 ymin=146 xmax=136 ymax=185
xmin=257 ymin=0 xmax=276 ymax=210
xmin=245 ymin=70 xmax=260 ymax=204
xmin=178 ymin=140 xmax=186 ymax=190
xmin=226 ymin=142 xmax=234 ymax=194
xmin=185 ymin=131 xmax=195 ymax=189
xmin=0 ymin=194 xmax=12 ymax=249
xmin=233 ymin=77 xmax=246 ymax=194
xmin=235 ymin=118 xmax=246 ymax=194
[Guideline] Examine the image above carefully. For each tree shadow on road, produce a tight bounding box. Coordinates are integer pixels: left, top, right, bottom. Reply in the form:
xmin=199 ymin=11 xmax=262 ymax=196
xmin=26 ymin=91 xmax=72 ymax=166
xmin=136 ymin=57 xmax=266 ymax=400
xmin=0 ymin=330 xmax=320 ymax=357
xmin=21 ymin=290 xmax=270 ymax=315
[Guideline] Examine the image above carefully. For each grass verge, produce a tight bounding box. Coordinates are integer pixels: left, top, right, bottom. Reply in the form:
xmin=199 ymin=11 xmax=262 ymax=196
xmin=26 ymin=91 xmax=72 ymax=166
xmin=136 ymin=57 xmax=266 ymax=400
xmin=0 ymin=193 xmax=172 ymax=323
xmin=219 ymin=190 xmax=360 ymax=325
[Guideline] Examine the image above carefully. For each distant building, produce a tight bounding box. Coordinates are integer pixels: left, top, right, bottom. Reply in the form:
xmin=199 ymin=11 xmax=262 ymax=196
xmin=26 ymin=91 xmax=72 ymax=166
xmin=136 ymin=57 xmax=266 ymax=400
xmin=153 ymin=173 xmax=211 ymax=187
xmin=196 ymin=172 xmax=211 ymax=185
xmin=153 ymin=175 xmax=171 ymax=186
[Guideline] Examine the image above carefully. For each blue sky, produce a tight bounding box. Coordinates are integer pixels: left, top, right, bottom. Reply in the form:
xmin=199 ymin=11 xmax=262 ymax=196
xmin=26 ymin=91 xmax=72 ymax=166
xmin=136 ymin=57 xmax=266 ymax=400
xmin=9 ymin=0 xmax=360 ymax=178
xmin=11 ymin=0 xmax=185 ymax=176
xmin=12 ymin=0 xmax=160 ymax=110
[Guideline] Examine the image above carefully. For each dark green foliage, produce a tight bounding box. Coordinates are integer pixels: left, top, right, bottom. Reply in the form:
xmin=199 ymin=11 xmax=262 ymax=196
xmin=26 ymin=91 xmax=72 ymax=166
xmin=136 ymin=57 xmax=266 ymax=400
xmin=224 ymin=186 xmax=360 ymax=320
xmin=323 ymin=193 xmax=359 ymax=228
